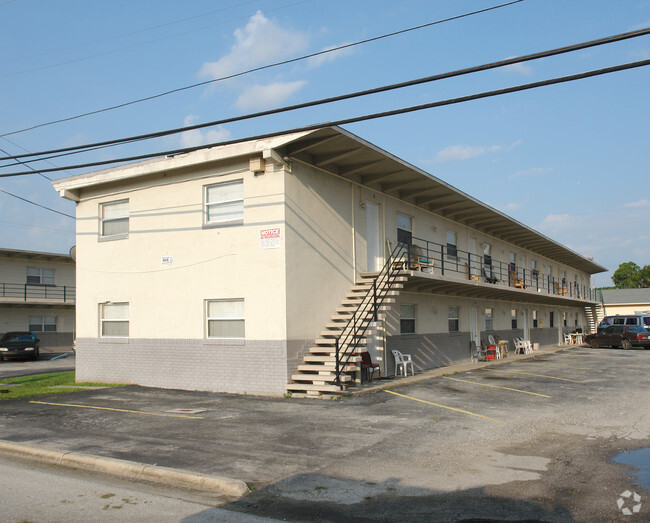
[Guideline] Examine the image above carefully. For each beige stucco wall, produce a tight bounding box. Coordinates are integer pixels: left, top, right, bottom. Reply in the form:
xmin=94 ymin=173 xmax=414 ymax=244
xmin=74 ymin=159 xmax=288 ymax=342
xmin=604 ymin=303 xmax=650 ymax=316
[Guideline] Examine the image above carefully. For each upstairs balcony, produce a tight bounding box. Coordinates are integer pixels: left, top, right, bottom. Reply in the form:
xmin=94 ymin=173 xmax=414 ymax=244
xmin=397 ymin=236 xmax=602 ymax=307
xmin=0 ymin=282 xmax=76 ymax=307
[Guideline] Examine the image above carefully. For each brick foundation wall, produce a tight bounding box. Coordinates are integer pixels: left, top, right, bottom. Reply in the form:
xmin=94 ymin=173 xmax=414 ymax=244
xmin=75 ymin=338 xmax=288 ymax=395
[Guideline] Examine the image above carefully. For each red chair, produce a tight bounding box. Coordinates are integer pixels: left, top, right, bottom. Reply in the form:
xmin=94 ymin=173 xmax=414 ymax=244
xmin=360 ymin=351 xmax=381 ymax=382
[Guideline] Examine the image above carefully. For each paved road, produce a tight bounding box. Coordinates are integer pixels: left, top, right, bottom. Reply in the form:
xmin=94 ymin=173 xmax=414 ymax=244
xmin=1 ymin=346 xmax=648 ymax=521
xmin=0 ymin=351 xmax=74 ymax=379
xmin=0 ymin=454 xmax=278 ymax=522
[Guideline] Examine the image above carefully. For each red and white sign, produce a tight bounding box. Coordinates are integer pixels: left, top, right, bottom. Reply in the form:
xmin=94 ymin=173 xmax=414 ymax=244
xmin=260 ymin=228 xmax=281 ymax=249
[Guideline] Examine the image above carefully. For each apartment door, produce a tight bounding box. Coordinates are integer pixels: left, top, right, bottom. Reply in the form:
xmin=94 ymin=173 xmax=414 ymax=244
xmin=471 ymin=305 xmax=480 ymax=348
xmin=366 ymin=202 xmax=381 ymax=272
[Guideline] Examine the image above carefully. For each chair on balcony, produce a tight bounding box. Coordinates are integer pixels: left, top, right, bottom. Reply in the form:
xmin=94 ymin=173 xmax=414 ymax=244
xmin=509 ymin=271 xmax=526 ymax=289
xmin=392 ymin=350 xmax=415 ymax=377
xmin=482 ymin=267 xmax=499 ymax=284
xmin=465 ymin=263 xmax=480 ymax=281
xmin=408 ymin=246 xmax=433 ymax=273
xmin=360 ymin=351 xmax=381 ymax=382
xmin=554 ymin=282 xmax=568 ymax=296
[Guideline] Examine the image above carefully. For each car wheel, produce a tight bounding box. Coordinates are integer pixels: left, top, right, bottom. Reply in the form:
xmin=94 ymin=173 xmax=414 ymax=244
xmin=621 ymin=339 xmax=632 ymax=350
xmin=590 ymin=339 xmax=599 ymax=349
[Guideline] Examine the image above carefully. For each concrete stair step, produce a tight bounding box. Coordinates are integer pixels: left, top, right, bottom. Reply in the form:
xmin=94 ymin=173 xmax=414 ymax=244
xmin=286 ymin=383 xmax=342 ymax=393
xmin=304 ymin=354 xmax=362 ymax=363
xmin=297 ymin=364 xmax=357 ymax=373
xmin=290 ymin=372 xmax=352 ymax=383
xmin=308 ymin=345 xmax=367 ymax=355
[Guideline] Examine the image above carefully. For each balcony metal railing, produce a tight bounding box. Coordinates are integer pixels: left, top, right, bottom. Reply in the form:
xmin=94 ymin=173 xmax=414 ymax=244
xmin=405 ymin=236 xmax=600 ymax=301
xmin=0 ymin=282 xmax=76 ymax=303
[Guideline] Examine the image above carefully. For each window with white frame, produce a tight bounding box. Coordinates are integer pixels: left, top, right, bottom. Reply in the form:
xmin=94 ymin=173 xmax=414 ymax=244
xmin=485 ymin=308 xmax=493 ymax=331
xmin=29 ymin=315 xmax=56 ymax=332
xmin=446 ymin=231 xmax=457 ymax=259
xmin=399 ymin=304 xmax=415 ymax=334
xmin=206 ymin=299 xmax=245 ymax=338
xmin=511 ymin=309 xmax=518 ymax=329
xmin=100 ymin=200 xmax=129 ymax=238
xmin=100 ymin=302 xmax=129 ymax=337
xmin=396 ymin=213 xmax=412 ymax=245
xmin=204 ymin=180 xmax=244 ymax=226
xmin=533 ymin=310 xmax=538 ymax=328
xmin=448 ymin=306 xmax=459 ymax=332
xmin=26 ymin=267 xmax=55 ymax=285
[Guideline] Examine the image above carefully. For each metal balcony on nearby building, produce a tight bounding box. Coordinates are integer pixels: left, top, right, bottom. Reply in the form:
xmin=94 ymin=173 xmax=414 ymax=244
xmin=0 ymin=282 xmax=76 ymax=305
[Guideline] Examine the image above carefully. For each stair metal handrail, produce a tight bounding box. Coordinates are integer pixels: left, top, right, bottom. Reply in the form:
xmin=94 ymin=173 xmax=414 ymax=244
xmin=335 ymin=242 xmax=409 ymax=388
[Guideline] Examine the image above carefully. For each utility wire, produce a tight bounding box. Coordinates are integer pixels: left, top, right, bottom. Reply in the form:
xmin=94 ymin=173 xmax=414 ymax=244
xmin=2 ymin=25 xmax=649 ymax=166
xmin=0 ymin=189 xmax=75 ymax=219
xmin=0 ymin=0 xmax=525 ymax=138
xmin=0 ymin=145 xmax=52 ymax=181
xmin=2 ymin=56 xmax=649 ymax=179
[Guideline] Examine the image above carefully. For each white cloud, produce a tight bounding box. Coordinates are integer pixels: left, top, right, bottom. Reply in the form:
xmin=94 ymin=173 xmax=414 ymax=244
xmin=179 ymin=115 xmax=231 ymax=148
xmin=199 ymin=11 xmax=309 ymax=80
xmin=434 ymin=140 xmax=521 ymax=162
xmin=306 ymin=43 xmax=355 ymax=68
xmin=623 ymin=199 xmax=650 ymax=209
xmin=502 ymin=59 xmax=533 ymax=74
xmin=234 ymin=81 xmax=307 ymax=110
xmin=500 ymin=202 xmax=524 ymax=213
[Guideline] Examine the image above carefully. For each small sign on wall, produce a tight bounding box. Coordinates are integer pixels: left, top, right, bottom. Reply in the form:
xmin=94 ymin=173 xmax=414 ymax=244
xmin=161 ymin=255 xmax=173 ymax=265
xmin=260 ymin=228 xmax=281 ymax=249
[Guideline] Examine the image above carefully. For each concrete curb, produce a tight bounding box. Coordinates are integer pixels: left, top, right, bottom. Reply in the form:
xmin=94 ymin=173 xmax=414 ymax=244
xmin=0 ymin=440 xmax=249 ymax=498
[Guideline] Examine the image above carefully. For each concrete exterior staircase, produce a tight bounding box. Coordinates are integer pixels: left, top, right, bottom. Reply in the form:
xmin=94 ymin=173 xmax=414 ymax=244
xmin=585 ymin=302 xmax=605 ymax=333
xmin=287 ymin=272 xmax=408 ymax=397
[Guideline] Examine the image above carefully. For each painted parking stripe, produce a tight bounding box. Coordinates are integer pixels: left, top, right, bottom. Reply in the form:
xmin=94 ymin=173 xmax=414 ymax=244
xmin=30 ymin=401 xmax=204 ymax=419
xmin=443 ymin=376 xmax=552 ymax=398
xmin=384 ymin=390 xmax=505 ymax=424
xmin=482 ymin=368 xmax=584 ymax=383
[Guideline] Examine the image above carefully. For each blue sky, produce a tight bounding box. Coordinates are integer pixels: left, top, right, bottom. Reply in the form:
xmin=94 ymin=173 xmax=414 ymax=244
xmin=1 ymin=0 xmax=649 ymax=287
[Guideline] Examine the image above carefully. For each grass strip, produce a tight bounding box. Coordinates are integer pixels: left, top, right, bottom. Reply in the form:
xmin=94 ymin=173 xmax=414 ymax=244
xmin=0 ymin=371 xmax=121 ymax=400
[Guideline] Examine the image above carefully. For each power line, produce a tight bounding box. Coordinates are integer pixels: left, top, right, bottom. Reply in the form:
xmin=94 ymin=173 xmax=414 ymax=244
xmin=2 ymin=25 xmax=649 ymax=166
xmin=0 ymin=189 xmax=75 ymax=219
xmin=0 ymin=0 xmax=525 ymax=138
xmin=0 ymin=145 xmax=52 ymax=181
xmin=2 ymin=56 xmax=649 ymax=179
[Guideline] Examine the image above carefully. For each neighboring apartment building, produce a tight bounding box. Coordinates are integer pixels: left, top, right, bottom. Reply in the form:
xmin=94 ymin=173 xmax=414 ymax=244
xmin=52 ymin=126 xmax=606 ymax=396
xmin=0 ymin=247 xmax=75 ymax=348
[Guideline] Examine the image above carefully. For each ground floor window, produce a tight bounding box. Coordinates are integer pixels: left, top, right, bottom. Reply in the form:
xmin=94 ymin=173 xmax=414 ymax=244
xmin=206 ymin=299 xmax=245 ymax=338
xmin=448 ymin=306 xmax=459 ymax=332
xmin=533 ymin=310 xmax=538 ymax=328
xmin=400 ymin=304 xmax=416 ymax=334
xmin=485 ymin=308 xmax=493 ymax=331
xmin=100 ymin=302 xmax=129 ymax=337
xmin=28 ymin=315 xmax=56 ymax=332
xmin=550 ymin=311 xmax=555 ymax=328
xmin=511 ymin=309 xmax=518 ymax=329
xmin=563 ymin=311 xmax=568 ymax=327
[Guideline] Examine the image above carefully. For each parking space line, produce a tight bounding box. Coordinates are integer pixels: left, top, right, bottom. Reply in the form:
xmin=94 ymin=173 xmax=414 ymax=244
xmin=384 ymin=390 xmax=505 ymax=424
xmin=442 ymin=376 xmax=552 ymax=398
xmin=482 ymin=368 xmax=584 ymax=383
xmin=30 ymin=401 xmax=204 ymax=419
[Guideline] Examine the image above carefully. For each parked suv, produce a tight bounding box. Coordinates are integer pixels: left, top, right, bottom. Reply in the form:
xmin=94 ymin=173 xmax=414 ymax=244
xmin=586 ymin=325 xmax=650 ymax=349
xmin=597 ymin=314 xmax=650 ymax=333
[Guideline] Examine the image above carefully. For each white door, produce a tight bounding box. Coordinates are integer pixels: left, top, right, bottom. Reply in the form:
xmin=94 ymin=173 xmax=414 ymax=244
xmin=471 ymin=305 xmax=480 ymax=348
xmin=366 ymin=202 xmax=381 ymax=272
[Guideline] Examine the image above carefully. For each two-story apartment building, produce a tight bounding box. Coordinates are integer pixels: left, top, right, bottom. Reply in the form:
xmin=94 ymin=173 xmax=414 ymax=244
xmin=0 ymin=247 xmax=76 ymax=349
xmin=52 ymin=127 xmax=605 ymax=396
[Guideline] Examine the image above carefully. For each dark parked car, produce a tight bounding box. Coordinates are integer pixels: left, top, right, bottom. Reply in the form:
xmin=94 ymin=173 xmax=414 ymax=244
xmin=586 ymin=325 xmax=650 ymax=349
xmin=0 ymin=332 xmax=40 ymax=360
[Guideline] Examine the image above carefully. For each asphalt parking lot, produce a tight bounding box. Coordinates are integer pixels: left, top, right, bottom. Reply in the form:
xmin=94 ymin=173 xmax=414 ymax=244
xmin=1 ymin=346 xmax=648 ymax=521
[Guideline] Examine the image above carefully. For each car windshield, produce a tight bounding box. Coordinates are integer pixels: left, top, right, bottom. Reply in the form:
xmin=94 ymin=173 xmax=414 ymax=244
xmin=2 ymin=333 xmax=34 ymax=342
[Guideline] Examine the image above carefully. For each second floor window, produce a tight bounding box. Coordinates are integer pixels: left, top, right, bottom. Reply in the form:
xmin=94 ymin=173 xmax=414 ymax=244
xmin=205 ymin=180 xmax=244 ymax=226
xmin=100 ymin=200 xmax=129 ymax=238
xmin=446 ymin=231 xmax=457 ymax=259
xmin=397 ymin=213 xmax=412 ymax=245
xmin=26 ymin=267 xmax=55 ymax=285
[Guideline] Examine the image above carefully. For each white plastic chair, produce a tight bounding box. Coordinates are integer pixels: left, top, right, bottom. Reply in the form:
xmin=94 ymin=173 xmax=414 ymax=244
xmin=392 ymin=350 xmax=415 ymax=376
xmin=563 ymin=333 xmax=571 ymax=345
xmin=488 ymin=334 xmax=496 ymax=345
